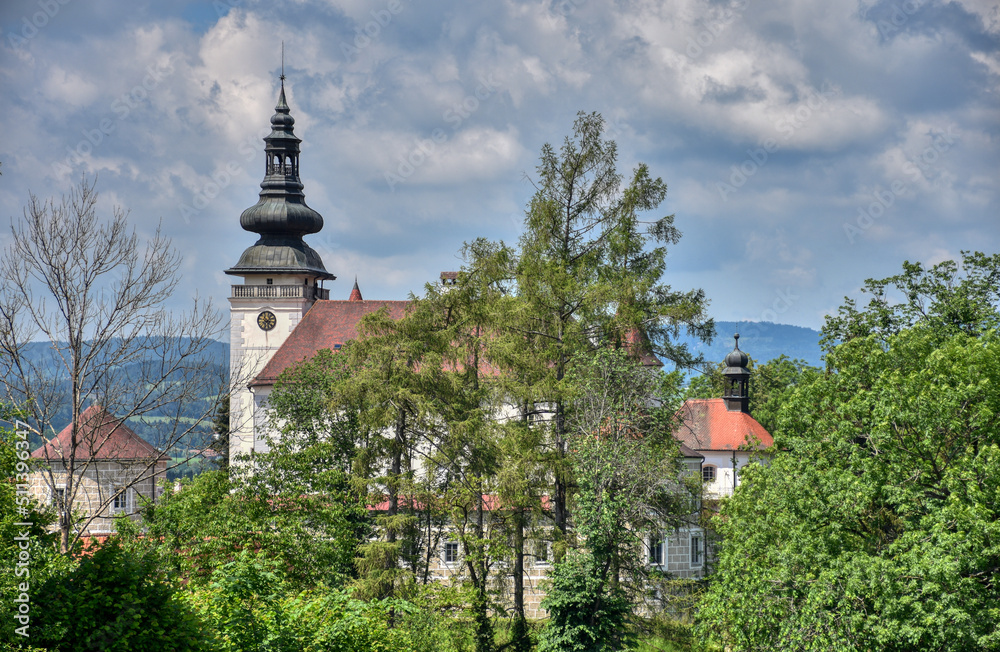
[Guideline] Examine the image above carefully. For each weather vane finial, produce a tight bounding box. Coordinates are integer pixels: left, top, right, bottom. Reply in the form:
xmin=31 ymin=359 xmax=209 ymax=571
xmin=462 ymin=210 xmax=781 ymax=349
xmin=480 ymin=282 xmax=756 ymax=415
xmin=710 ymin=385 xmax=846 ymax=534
xmin=280 ymin=41 xmax=285 ymax=81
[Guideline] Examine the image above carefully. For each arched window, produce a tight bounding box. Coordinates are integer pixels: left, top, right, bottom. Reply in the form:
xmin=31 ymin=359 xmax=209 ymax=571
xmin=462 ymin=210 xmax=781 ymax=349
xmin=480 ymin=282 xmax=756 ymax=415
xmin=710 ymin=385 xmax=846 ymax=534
xmin=702 ymin=465 xmax=717 ymax=482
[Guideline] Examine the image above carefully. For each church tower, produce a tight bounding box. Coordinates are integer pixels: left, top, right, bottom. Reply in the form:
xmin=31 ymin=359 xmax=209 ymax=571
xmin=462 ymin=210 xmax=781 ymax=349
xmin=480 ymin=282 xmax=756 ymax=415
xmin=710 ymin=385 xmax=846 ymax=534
xmin=225 ymin=78 xmax=335 ymax=460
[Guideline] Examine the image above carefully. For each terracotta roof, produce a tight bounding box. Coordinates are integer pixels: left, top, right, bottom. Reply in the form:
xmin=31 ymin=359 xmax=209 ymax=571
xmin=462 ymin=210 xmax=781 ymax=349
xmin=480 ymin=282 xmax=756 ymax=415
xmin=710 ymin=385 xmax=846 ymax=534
xmin=31 ymin=405 xmax=167 ymax=461
xmin=251 ymin=299 xmax=410 ymax=386
xmin=672 ymin=398 xmax=773 ymax=452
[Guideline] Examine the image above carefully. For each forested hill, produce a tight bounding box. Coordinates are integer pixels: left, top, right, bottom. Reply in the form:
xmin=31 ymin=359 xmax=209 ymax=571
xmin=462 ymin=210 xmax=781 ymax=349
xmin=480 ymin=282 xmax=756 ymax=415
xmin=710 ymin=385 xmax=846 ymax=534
xmin=3 ymin=338 xmax=229 ymax=448
xmin=675 ymin=321 xmax=824 ymax=369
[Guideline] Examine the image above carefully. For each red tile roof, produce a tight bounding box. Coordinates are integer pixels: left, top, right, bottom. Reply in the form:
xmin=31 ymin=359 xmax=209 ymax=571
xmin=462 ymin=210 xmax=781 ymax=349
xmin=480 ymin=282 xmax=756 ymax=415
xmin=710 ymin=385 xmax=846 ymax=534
xmin=672 ymin=398 xmax=773 ymax=451
xmin=31 ymin=405 xmax=167 ymax=461
xmin=370 ymin=494 xmax=551 ymax=512
xmin=251 ymin=299 xmax=410 ymax=386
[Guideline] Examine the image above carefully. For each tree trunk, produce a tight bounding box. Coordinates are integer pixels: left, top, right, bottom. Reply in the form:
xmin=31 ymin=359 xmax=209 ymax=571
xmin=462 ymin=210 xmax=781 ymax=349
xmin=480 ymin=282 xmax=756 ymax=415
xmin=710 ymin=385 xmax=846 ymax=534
xmin=512 ymin=510 xmax=529 ymax=652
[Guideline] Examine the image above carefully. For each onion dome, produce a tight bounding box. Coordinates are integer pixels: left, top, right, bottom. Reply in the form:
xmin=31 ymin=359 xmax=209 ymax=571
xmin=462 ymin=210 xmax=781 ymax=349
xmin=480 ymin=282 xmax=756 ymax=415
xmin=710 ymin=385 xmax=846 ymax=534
xmin=225 ymin=80 xmax=334 ymax=279
xmin=724 ymin=333 xmax=750 ymax=372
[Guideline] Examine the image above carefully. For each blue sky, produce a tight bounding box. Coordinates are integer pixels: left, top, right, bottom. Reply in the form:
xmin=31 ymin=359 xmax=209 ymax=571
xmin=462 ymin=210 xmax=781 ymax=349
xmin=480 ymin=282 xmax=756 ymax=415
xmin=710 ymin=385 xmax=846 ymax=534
xmin=1 ymin=0 xmax=997 ymax=331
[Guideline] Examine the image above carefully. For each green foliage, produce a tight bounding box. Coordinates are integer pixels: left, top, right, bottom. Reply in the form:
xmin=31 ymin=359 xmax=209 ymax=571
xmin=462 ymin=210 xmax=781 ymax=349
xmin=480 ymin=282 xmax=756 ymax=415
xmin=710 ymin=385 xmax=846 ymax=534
xmin=698 ymin=254 xmax=1000 ymax=651
xmin=185 ymin=550 xmax=413 ymax=652
xmin=535 ymin=348 xmax=695 ymax=651
xmin=184 ymin=550 xmax=292 ymax=651
xmin=822 ymin=250 xmax=1000 ymax=347
xmin=0 ymin=407 xmax=64 ymax=646
xmin=210 ymin=392 xmax=230 ymax=469
xmin=29 ymin=538 xmax=208 ymax=651
xmin=538 ymin=550 xmax=634 ymax=652
xmin=145 ymin=464 xmax=366 ymax=590
xmin=566 ymin=348 xmax=692 ymax=563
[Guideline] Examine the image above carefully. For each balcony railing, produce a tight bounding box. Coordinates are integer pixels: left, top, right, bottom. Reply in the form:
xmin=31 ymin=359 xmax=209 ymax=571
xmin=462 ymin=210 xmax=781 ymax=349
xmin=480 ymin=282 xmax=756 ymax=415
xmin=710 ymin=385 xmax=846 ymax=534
xmin=231 ymin=285 xmax=329 ymax=300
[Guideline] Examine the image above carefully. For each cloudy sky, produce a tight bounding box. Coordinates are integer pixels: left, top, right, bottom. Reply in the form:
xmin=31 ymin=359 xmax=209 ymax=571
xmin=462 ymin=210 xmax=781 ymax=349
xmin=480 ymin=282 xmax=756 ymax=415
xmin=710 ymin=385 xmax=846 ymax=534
xmin=1 ymin=0 xmax=997 ymax=333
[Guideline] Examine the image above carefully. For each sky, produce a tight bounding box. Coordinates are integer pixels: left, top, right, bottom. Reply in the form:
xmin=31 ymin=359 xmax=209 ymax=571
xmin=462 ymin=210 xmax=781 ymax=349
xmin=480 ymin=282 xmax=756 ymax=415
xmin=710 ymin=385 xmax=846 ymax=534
xmin=0 ymin=0 xmax=997 ymax=333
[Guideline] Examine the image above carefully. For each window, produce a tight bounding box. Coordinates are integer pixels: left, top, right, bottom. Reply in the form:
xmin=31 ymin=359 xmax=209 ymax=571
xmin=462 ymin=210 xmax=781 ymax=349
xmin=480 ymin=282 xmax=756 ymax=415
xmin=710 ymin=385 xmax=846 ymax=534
xmin=534 ymin=540 xmax=550 ymax=566
xmin=110 ymin=487 xmax=130 ymax=513
xmin=702 ymin=465 xmax=717 ymax=482
xmin=113 ymin=489 xmax=127 ymax=512
xmin=443 ymin=541 xmax=460 ymax=564
xmin=691 ymin=536 xmax=702 ymax=566
xmin=648 ymin=536 xmax=664 ymax=566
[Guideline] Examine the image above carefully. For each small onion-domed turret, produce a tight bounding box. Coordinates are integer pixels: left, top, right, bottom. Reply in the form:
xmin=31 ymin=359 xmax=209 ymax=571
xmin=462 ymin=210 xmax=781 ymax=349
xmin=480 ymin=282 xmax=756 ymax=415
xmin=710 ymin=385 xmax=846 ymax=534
xmin=724 ymin=334 xmax=750 ymax=370
xmin=722 ymin=333 xmax=751 ymax=413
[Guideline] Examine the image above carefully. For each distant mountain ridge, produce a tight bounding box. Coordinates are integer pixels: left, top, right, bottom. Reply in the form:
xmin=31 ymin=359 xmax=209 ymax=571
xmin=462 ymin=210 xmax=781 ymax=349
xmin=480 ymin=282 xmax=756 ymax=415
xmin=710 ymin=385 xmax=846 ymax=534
xmin=675 ymin=321 xmax=824 ymax=370
xmin=2 ymin=338 xmax=229 ymax=448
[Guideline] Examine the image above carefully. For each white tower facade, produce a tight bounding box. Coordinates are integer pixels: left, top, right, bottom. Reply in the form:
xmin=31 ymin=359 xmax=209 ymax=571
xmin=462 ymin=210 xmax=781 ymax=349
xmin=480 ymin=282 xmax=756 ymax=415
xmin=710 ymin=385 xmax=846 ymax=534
xmin=225 ymin=79 xmax=334 ymax=461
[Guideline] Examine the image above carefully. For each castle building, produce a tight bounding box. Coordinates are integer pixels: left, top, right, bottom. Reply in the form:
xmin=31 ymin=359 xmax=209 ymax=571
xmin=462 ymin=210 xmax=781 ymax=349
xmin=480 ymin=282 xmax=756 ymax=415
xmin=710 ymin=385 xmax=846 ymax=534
xmin=225 ymin=82 xmax=770 ymax=597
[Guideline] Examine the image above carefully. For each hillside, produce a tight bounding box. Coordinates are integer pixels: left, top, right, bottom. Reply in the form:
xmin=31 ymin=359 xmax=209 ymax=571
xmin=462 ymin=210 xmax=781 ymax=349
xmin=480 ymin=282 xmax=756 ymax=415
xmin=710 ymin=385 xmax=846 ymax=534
xmin=2 ymin=338 xmax=229 ymax=449
xmin=674 ymin=320 xmax=824 ymax=370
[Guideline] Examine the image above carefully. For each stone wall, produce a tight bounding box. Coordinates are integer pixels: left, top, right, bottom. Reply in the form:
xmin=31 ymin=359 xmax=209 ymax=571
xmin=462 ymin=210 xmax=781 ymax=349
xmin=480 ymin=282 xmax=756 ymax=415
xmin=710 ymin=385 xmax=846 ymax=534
xmin=28 ymin=459 xmax=167 ymax=535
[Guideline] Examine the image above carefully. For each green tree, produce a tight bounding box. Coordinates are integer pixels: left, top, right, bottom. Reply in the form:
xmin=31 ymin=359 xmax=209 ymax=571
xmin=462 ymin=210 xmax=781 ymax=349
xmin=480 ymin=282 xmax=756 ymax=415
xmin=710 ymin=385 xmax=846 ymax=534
xmin=29 ymin=537 xmax=208 ymax=651
xmin=697 ymin=254 xmax=1000 ymax=651
xmin=822 ymin=250 xmax=1000 ymax=345
xmin=210 ymin=393 xmax=230 ymax=470
xmin=538 ymin=550 xmax=634 ymax=652
xmin=539 ymin=348 xmax=694 ymax=652
xmin=475 ymin=110 xmax=712 ymax=545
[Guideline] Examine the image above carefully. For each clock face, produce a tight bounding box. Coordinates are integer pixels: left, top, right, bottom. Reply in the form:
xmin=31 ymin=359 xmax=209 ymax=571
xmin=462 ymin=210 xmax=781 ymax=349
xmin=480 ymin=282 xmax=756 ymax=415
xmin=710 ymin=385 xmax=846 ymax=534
xmin=257 ymin=310 xmax=277 ymax=331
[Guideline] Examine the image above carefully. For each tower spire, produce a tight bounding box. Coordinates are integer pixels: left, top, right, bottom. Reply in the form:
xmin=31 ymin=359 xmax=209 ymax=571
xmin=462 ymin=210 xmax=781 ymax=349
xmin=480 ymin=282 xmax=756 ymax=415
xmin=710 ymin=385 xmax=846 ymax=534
xmin=348 ymin=277 xmax=363 ymax=301
xmin=224 ymin=74 xmax=334 ymax=280
xmin=722 ymin=333 xmax=751 ymax=413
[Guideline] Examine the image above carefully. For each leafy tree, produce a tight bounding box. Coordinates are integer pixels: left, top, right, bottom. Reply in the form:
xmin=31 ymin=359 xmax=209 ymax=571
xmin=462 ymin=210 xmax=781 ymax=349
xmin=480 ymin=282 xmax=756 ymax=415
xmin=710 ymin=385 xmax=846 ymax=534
xmin=185 ymin=551 xmax=414 ymax=652
xmin=822 ymin=250 xmax=1000 ymax=346
xmin=184 ymin=550 xmax=292 ymax=651
xmin=145 ymin=461 xmax=366 ymax=591
xmin=471 ymin=110 xmax=711 ymax=555
xmin=29 ymin=537 xmax=208 ymax=651
xmin=697 ymin=254 xmax=1000 ymax=651
xmin=538 ymin=550 xmax=634 ymax=652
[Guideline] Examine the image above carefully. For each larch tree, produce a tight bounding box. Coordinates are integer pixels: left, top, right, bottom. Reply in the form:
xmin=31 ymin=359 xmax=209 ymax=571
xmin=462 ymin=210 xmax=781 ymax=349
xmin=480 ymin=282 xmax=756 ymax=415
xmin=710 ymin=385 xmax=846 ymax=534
xmin=477 ymin=111 xmax=712 ymax=544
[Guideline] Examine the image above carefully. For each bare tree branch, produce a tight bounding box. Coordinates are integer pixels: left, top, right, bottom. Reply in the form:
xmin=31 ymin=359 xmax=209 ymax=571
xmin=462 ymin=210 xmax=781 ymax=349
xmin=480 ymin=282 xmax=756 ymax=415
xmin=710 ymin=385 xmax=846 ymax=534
xmin=0 ymin=177 xmax=232 ymax=553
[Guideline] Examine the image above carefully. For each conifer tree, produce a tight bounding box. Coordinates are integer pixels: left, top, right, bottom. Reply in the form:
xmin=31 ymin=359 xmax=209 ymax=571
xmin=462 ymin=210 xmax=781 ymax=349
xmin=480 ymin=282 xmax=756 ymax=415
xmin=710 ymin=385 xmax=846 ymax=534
xmin=474 ymin=111 xmax=712 ymax=542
